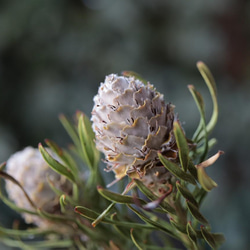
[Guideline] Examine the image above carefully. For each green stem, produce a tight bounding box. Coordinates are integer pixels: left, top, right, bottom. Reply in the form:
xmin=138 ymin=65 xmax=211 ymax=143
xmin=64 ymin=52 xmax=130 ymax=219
xmin=72 ymin=183 xmax=79 ymax=202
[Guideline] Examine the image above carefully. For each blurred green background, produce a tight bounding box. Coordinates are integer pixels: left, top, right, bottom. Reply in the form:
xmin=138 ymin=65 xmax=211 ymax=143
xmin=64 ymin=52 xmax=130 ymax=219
xmin=0 ymin=0 xmax=249 ymax=249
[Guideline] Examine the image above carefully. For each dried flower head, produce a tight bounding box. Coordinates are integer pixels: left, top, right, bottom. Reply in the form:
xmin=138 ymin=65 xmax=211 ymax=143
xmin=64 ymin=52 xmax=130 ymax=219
xmin=91 ymin=74 xmax=178 ymax=180
xmin=5 ymin=146 xmax=71 ymax=227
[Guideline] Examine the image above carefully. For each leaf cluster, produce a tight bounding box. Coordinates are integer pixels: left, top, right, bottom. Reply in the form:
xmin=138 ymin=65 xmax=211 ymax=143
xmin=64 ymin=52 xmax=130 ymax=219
xmin=0 ymin=63 xmax=225 ymax=250
xmin=73 ymin=62 xmax=225 ymax=249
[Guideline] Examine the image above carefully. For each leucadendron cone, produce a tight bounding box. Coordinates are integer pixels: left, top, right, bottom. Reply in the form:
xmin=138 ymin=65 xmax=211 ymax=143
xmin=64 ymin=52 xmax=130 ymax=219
xmin=5 ymin=147 xmax=71 ymax=227
xmin=91 ymin=74 xmax=178 ymax=180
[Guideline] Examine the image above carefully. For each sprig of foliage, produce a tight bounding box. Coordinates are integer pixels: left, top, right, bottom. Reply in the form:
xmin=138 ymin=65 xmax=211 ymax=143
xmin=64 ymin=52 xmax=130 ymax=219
xmin=0 ymin=62 xmax=224 ymax=249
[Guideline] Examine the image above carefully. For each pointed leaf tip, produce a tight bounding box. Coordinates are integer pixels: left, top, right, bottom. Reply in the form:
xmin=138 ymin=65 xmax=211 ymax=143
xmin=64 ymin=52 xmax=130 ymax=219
xmin=186 ymin=200 xmax=208 ymax=225
xmin=201 ymin=226 xmax=217 ymax=248
xmin=196 ymin=61 xmax=218 ymax=135
xmin=0 ymin=162 xmax=6 ymax=170
xmin=196 ymin=61 xmax=204 ymax=67
xmin=39 ymin=144 xmax=76 ymax=183
xmin=196 ymin=151 xmax=223 ymax=191
xmin=187 ymin=221 xmax=197 ymax=245
xmin=58 ymin=113 xmax=64 ymax=119
xmin=197 ymin=150 xmax=224 ymax=169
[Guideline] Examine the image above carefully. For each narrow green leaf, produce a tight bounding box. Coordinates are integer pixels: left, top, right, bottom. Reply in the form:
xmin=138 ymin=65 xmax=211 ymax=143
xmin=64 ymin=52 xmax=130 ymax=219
xmin=0 ymin=225 xmax=56 ymax=237
xmin=110 ymin=214 xmax=131 ymax=240
xmin=75 ymin=206 xmax=156 ymax=230
xmin=158 ymin=153 xmax=196 ymax=185
xmin=45 ymin=139 xmax=78 ymax=175
xmin=195 ymin=138 xmax=217 ymax=155
xmin=61 ymin=149 xmax=79 ymax=172
xmin=201 ymin=226 xmax=217 ymax=249
xmin=193 ymin=187 xmax=207 ymax=207
xmin=72 ymin=183 xmax=80 ymax=202
xmin=59 ymin=195 xmax=67 ymax=213
xmin=27 ymin=239 xmax=74 ymax=248
xmin=197 ymin=62 xmax=217 ymax=95
xmin=78 ymin=113 xmax=100 ymax=169
xmin=197 ymin=167 xmax=217 ymax=192
xmin=188 ymin=85 xmax=206 ymax=142
xmin=186 ymin=222 xmax=197 ymax=245
xmin=188 ymin=85 xmax=208 ymax=162
xmin=46 ymin=175 xmax=64 ymax=196
xmin=186 ymin=201 xmax=208 ymax=225
xmin=91 ymin=203 xmax=116 ymax=227
xmin=196 ymin=61 xmax=218 ymax=135
xmin=1 ymin=238 xmax=74 ymax=249
xmin=97 ymin=186 xmax=146 ymax=205
xmin=78 ymin=115 xmax=92 ymax=168
xmin=75 ymin=219 xmax=107 ymax=241
xmin=169 ymin=218 xmax=186 ymax=234
xmin=0 ymin=239 xmax=33 ymax=250
xmin=130 ymin=229 xmax=143 ymax=250
xmin=187 ymin=161 xmax=198 ymax=180
xmin=173 ymin=121 xmax=189 ymax=172
xmin=212 ymin=233 xmax=226 ymax=246
xmin=39 ymin=144 xmax=75 ymax=183
xmin=79 ymin=112 xmax=96 ymax=141
xmin=127 ymin=205 xmax=178 ymax=239
xmin=37 ymin=208 xmax=73 ymax=222
xmin=134 ymin=179 xmax=176 ymax=215
xmin=59 ymin=114 xmax=81 ymax=148
xmin=189 ymin=228 xmax=224 ymax=243
xmin=44 ymin=139 xmax=63 ymax=157
xmin=176 ymin=181 xmax=198 ymax=208
xmin=46 ymin=175 xmax=76 ymax=205
xmin=75 ymin=206 xmax=101 ymax=221
xmin=78 ymin=112 xmax=101 ymax=168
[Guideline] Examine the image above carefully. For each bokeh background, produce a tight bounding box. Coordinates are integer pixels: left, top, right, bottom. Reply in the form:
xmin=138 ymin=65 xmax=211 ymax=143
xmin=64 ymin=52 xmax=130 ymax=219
xmin=0 ymin=0 xmax=249 ymax=249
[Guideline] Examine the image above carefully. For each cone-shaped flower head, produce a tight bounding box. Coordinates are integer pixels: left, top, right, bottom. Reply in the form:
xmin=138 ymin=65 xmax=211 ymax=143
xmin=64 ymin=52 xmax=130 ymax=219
xmin=5 ymin=147 xmax=71 ymax=227
xmin=91 ymin=74 xmax=177 ymax=179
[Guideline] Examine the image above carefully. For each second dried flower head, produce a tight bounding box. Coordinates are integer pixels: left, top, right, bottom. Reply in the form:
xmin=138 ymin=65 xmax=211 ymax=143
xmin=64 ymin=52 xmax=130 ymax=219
xmin=5 ymin=147 xmax=71 ymax=227
xmin=91 ymin=74 xmax=178 ymax=180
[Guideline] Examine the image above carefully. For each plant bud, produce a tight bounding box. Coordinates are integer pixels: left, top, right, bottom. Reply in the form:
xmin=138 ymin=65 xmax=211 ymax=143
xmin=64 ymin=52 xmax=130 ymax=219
xmin=91 ymin=74 xmax=178 ymax=180
xmin=5 ymin=147 xmax=71 ymax=227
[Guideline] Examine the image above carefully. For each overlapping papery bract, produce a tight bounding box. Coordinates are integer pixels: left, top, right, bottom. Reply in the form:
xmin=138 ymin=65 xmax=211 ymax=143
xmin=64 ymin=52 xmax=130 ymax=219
xmin=5 ymin=147 xmax=71 ymax=227
xmin=91 ymin=74 xmax=178 ymax=179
